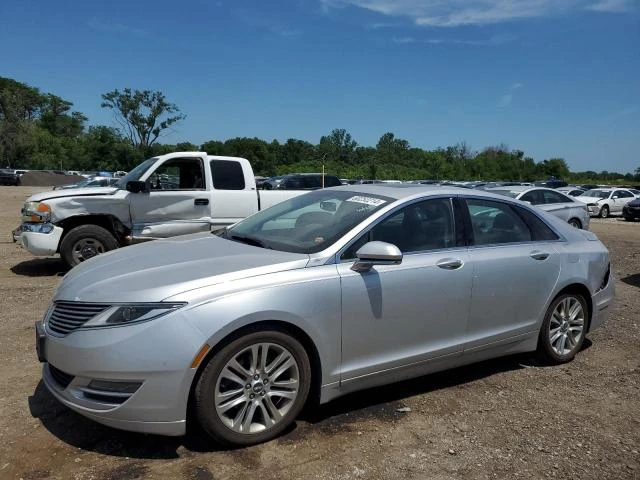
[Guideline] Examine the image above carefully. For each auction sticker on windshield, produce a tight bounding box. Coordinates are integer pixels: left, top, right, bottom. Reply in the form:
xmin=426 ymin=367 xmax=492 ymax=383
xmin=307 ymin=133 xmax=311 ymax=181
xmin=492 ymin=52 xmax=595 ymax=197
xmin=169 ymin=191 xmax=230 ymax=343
xmin=346 ymin=196 xmax=387 ymax=207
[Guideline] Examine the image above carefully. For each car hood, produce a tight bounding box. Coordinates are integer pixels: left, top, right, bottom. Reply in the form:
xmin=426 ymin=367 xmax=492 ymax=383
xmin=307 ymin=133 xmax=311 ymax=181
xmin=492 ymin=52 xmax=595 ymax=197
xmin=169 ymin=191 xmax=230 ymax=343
xmin=28 ymin=187 xmax=119 ymax=202
xmin=575 ymin=196 xmax=606 ymax=204
xmin=54 ymin=234 xmax=310 ymax=303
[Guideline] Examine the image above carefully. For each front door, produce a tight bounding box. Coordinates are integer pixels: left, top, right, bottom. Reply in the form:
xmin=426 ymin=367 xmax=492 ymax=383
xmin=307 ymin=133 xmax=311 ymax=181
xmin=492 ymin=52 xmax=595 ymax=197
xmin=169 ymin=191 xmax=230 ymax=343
xmin=338 ymin=198 xmax=472 ymax=387
xmin=129 ymin=154 xmax=212 ymax=239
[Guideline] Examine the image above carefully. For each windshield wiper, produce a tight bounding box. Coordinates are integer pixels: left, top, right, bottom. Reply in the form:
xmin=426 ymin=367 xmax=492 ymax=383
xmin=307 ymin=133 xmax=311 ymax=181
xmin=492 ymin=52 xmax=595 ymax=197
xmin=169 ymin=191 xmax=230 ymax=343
xmin=230 ymin=234 xmax=268 ymax=249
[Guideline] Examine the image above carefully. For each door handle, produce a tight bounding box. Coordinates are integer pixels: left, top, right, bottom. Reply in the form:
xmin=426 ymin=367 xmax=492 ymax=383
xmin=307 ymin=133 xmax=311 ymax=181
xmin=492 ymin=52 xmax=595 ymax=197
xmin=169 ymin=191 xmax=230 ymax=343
xmin=194 ymin=198 xmax=209 ymax=206
xmin=530 ymin=250 xmax=549 ymax=260
xmin=436 ymin=258 xmax=463 ymax=270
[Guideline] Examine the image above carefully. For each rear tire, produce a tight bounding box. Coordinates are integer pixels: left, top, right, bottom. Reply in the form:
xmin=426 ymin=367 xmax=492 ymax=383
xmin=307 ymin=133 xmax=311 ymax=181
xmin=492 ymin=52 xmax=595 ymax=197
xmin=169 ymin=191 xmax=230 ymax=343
xmin=568 ymin=218 xmax=582 ymax=229
xmin=59 ymin=224 xmax=119 ymax=268
xmin=194 ymin=329 xmax=311 ymax=447
xmin=536 ymin=293 xmax=588 ymax=364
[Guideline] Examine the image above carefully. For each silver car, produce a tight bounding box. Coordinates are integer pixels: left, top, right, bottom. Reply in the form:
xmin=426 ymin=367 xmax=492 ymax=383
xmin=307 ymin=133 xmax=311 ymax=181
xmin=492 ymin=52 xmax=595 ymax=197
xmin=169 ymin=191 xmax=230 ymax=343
xmin=37 ymin=186 xmax=614 ymax=446
xmin=488 ymin=186 xmax=590 ymax=229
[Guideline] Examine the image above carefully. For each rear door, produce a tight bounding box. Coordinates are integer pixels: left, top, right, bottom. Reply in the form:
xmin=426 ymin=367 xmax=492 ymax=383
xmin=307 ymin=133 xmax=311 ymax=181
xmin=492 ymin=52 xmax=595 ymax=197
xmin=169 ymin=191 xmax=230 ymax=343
xmin=461 ymin=198 xmax=562 ymax=351
xmin=129 ymin=153 xmax=211 ymax=239
xmin=612 ymin=190 xmax=634 ymax=213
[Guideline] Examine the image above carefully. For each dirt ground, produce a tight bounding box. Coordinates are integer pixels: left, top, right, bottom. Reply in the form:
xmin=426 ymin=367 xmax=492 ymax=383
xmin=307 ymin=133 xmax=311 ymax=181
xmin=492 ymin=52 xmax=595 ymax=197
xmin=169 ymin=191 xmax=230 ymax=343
xmin=0 ymin=186 xmax=638 ymax=480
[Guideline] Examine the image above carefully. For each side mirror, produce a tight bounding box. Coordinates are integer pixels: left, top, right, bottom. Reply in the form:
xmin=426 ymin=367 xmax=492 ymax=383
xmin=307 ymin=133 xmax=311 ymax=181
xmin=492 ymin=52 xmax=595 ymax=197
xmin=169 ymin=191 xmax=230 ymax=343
xmin=320 ymin=201 xmax=337 ymax=212
xmin=126 ymin=180 xmax=147 ymax=193
xmin=612 ymin=195 xmax=619 ymax=199
xmin=352 ymin=241 xmax=402 ymax=272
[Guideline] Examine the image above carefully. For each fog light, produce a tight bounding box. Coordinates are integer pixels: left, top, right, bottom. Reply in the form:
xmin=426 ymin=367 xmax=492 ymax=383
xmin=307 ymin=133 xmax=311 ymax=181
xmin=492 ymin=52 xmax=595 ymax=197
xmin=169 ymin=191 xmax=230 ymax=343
xmin=87 ymin=379 xmax=142 ymax=394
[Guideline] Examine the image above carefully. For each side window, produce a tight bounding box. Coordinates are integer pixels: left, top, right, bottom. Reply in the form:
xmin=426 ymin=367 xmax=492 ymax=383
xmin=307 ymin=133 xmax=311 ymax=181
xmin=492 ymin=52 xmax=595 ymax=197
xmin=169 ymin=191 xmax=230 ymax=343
xmin=543 ymin=190 xmax=572 ymax=204
xmin=465 ymin=199 xmax=532 ymax=245
xmin=149 ymin=158 xmax=204 ymax=190
xmin=521 ymin=190 xmax=543 ymax=205
xmin=210 ymin=160 xmax=245 ymax=190
xmin=513 ymin=206 xmax=559 ymax=241
xmin=324 ymin=176 xmax=342 ymax=187
xmin=302 ymin=176 xmax=321 ymax=189
xmin=341 ymin=198 xmax=455 ymax=259
xmin=616 ymin=190 xmax=632 ymax=198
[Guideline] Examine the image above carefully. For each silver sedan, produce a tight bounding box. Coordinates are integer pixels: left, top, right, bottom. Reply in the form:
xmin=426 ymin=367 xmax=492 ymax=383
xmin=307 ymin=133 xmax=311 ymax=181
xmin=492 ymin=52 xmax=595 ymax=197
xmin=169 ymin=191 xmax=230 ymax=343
xmin=37 ymin=185 xmax=614 ymax=446
xmin=487 ymin=186 xmax=590 ymax=229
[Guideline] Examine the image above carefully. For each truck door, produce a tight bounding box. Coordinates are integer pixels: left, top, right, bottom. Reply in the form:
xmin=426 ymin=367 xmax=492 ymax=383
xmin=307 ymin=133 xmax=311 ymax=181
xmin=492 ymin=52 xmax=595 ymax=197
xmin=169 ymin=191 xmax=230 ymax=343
xmin=208 ymin=158 xmax=258 ymax=229
xmin=129 ymin=154 xmax=212 ymax=239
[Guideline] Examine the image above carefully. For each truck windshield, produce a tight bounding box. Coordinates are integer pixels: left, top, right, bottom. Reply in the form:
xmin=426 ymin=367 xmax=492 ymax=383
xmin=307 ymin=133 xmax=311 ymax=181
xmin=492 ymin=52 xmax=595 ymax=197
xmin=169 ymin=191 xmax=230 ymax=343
xmin=225 ymin=189 xmax=393 ymax=254
xmin=116 ymin=158 xmax=158 ymax=189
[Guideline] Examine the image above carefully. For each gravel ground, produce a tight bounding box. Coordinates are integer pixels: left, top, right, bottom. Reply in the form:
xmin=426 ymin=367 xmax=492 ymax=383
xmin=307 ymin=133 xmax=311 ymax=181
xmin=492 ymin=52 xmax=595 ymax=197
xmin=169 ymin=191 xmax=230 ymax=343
xmin=0 ymin=186 xmax=638 ymax=480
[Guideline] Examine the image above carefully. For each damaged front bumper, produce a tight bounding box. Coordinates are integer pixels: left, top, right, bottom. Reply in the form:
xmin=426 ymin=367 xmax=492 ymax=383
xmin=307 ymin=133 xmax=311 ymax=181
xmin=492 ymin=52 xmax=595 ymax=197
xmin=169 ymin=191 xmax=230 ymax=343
xmin=13 ymin=222 xmax=63 ymax=256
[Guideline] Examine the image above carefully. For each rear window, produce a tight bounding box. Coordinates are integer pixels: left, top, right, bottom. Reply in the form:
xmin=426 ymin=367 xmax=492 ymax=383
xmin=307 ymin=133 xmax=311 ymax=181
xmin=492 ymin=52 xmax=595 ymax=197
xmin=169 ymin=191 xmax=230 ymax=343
xmin=513 ymin=206 xmax=560 ymax=241
xmin=211 ymin=160 xmax=245 ymax=190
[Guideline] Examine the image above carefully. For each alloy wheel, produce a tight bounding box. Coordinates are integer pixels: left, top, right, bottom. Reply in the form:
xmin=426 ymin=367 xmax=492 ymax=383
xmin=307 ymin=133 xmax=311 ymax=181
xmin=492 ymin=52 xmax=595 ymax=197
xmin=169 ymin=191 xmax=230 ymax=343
xmin=548 ymin=296 xmax=585 ymax=356
xmin=214 ymin=342 xmax=300 ymax=434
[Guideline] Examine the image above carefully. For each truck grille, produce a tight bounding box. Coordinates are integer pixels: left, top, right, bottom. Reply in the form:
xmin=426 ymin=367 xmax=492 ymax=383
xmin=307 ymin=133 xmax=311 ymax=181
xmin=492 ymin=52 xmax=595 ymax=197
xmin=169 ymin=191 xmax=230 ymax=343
xmin=47 ymin=302 xmax=110 ymax=336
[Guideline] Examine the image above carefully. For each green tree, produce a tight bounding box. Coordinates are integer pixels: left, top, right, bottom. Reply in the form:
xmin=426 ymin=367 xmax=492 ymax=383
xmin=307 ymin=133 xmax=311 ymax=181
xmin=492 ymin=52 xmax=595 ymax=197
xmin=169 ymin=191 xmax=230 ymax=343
xmin=101 ymin=88 xmax=185 ymax=151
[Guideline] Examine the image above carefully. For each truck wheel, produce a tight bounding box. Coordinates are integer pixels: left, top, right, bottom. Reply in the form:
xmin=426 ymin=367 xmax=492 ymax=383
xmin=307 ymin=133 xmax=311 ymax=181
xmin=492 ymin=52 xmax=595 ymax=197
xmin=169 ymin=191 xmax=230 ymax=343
xmin=60 ymin=225 xmax=119 ymax=267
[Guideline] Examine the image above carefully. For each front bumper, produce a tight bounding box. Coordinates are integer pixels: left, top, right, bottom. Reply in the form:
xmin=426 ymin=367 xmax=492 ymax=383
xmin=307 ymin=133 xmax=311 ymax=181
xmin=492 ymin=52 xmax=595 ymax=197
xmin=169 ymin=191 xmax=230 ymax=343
xmin=586 ymin=205 xmax=600 ymax=217
xmin=14 ymin=222 xmax=63 ymax=256
xmin=39 ymin=310 xmax=207 ymax=436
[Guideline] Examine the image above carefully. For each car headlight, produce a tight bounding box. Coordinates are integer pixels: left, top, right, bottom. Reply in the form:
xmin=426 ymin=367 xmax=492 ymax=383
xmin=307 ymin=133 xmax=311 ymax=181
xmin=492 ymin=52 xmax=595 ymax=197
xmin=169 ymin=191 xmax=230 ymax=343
xmin=22 ymin=201 xmax=51 ymax=223
xmin=83 ymin=303 xmax=186 ymax=328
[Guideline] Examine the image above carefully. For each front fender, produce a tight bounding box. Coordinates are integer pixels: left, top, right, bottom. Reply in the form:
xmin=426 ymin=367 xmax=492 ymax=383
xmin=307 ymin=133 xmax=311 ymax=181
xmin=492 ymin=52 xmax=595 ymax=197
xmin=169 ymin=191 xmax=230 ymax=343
xmin=174 ymin=266 xmax=342 ymax=386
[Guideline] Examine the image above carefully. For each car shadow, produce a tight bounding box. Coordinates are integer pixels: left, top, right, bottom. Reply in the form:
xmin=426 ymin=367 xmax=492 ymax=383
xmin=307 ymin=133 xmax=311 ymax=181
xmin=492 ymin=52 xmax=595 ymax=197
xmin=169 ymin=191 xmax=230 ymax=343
xmin=11 ymin=258 xmax=69 ymax=277
xmin=29 ymin=351 xmax=564 ymax=458
xmin=621 ymin=273 xmax=640 ymax=288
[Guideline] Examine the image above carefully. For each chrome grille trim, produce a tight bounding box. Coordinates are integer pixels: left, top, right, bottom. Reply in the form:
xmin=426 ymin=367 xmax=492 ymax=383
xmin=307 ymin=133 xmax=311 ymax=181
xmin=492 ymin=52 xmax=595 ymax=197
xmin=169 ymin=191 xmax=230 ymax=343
xmin=46 ymin=301 xmax=111 ymax=336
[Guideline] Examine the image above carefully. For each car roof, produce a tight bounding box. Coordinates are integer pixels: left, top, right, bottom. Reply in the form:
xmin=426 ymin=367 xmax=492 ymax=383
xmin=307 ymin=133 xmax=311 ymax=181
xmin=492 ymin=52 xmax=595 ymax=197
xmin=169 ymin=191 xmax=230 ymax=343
xmin=485 ymin=186 xmax=562 ymax=195
xmin=328 ymin=183 xmax=509 ymax=201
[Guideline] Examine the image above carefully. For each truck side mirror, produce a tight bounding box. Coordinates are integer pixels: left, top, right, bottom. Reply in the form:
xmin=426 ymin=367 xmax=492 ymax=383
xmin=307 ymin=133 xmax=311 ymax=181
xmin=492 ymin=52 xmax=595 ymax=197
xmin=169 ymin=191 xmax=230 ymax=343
xmin=126 ymin=181 xmax=147 ymax=193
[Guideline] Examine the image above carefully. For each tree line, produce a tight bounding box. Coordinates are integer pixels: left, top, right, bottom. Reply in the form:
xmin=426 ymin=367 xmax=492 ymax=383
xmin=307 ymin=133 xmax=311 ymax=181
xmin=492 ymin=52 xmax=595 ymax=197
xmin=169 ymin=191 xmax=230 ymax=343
xmin=1 ymin=77 xmax=638 ymax=183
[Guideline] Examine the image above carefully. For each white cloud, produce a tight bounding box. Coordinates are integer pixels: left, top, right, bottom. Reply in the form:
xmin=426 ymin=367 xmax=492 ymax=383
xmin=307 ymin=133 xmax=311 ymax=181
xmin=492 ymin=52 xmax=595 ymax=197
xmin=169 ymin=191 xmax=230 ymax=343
xmin=586 ymin=0 xmax=634 ymax=12
xmin=87 ymin=19 xmax=150 ymax=38
xmin=499 ymin=93 xmax=513 ymax=107
xmin=498 ymin=82 xmax=524 ymax=107
xmin=320 ymin=0 xmax=635 ymax=27
xmin=392 ymin=36 xmax=415 ymax=43
xmin=420 ymin=34 xmax=518 ymax=46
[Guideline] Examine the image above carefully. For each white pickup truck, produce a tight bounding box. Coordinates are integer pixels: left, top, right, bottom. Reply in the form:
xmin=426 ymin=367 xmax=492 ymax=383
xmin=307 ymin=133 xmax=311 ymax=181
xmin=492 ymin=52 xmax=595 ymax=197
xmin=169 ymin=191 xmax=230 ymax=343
xmin=14 ymin=152 xmax=304 ymax=267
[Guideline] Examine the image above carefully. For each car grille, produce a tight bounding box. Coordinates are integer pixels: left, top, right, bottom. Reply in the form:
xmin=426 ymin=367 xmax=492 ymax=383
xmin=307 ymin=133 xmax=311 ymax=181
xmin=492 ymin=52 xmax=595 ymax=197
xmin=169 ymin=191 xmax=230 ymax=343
xmin=48 ymin=364 xmax=74 ymax=388
xmin=47 ymin=301 xmax=110 ymax=336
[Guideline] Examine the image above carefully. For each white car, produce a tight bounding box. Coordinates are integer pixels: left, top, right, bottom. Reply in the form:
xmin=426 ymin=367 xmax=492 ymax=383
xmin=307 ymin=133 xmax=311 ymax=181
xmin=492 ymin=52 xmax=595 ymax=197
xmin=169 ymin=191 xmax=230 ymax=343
xmin=487 ymin=186 xmax=590 ymax=229
xmin=575 ymin=188 xmax=636 ymax=218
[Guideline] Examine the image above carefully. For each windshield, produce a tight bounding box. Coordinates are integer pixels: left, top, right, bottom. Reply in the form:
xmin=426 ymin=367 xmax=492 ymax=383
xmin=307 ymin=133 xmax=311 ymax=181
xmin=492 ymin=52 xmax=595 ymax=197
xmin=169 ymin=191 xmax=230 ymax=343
xmin=583 ymin=189 xmax=610 ymax=199
xmin=116 ymin=158 xmax=158 ymax=189
xmin=225 ymin=189 xmax=393 ymax=254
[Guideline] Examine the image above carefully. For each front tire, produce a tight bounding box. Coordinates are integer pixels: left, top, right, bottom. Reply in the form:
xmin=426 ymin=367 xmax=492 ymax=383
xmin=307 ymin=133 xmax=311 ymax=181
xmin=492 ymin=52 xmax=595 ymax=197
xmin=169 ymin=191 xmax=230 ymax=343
xmin=194 ymin=330 xmax=311 ymax=446
xmin=59 ymin=224 xmax=119 ymax=267
xmin=537 ymin=293 xmax=588 ymax=364
xmin=599 ymin=205 xmax=609 ymax=218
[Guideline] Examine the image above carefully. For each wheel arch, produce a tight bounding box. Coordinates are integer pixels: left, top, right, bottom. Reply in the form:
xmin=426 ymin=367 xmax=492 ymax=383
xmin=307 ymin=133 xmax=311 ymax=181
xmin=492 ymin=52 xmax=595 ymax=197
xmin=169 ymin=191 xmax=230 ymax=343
xmin=57 ymin=214 xmax=129 ymax=249
xmin=186 ymin=319 xmax=323 ymax=427
xmin=553 ymin=283 xmax=593 ymax=332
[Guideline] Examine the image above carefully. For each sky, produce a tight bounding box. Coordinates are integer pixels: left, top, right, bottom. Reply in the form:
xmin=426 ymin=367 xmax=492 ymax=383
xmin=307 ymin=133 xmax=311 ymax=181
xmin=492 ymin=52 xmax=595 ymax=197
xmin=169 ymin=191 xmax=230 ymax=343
xmin=1 ymin=0 xmax=639 ymax=173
